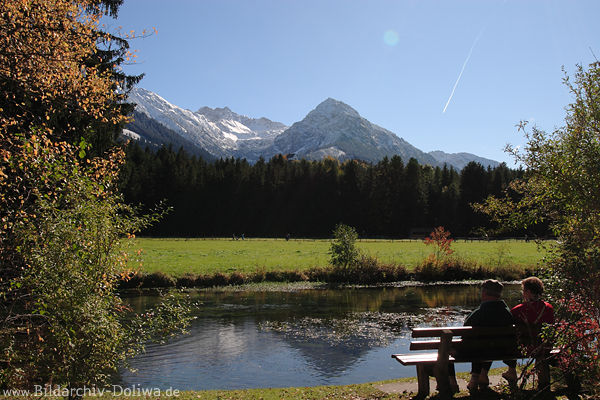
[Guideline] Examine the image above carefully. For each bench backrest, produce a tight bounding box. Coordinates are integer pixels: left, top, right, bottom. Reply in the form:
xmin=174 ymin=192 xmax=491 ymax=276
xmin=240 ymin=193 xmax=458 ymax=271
xmin=410 ymin=325 xmax=521 ymax=358
xmin=412 ymin=325 xmax=516 ymax=337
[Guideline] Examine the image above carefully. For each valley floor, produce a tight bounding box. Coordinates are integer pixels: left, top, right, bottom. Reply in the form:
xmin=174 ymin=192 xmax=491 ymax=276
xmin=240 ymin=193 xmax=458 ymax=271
xmin=129 ymin=237 xmax=549 ymax=277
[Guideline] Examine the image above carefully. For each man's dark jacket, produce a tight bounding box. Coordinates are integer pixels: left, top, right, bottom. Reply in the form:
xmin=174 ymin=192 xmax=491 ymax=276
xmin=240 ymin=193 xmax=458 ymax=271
xmin=458 ymin=299 xmax=516 ymax=357
xmin=465 ymin=299 xmax=514 ymax=327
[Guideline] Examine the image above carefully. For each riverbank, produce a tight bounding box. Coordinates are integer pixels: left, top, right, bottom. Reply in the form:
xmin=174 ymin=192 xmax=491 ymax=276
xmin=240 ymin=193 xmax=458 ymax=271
xmin=3 ymin=371 xmax=575 ymax=399
xmin=181 ymin=371 xmax=574 ymax=400
xmin=119 ymin=238 xmax=548 ymax=289
xmin=118 ymin=261 xmax=537 ymax=289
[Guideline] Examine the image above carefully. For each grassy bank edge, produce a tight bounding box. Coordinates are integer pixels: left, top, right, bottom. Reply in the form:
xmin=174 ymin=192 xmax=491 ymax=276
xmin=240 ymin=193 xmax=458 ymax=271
xmin=0 ymin=379 xmax=405 ymax=400
xmin=2 ymin=370 xmax=576 ymax=400
xmin=118 ymin=257 xmax=541 ymax=290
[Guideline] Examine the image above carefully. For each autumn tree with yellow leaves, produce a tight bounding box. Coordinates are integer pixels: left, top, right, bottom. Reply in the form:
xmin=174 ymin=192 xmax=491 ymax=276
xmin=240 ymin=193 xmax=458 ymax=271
xmin=0 ymin=1 xmax=191 ymax=396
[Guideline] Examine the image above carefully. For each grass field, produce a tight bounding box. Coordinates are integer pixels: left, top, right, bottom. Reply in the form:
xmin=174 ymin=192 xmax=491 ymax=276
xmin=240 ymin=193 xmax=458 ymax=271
xmin=129 ymin=238 xmax=550 ymax=277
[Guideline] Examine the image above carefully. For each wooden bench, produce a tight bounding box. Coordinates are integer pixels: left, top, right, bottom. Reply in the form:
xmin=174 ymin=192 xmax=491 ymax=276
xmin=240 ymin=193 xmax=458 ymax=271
xmin=391 ymin=325 xmax=557 ymax=399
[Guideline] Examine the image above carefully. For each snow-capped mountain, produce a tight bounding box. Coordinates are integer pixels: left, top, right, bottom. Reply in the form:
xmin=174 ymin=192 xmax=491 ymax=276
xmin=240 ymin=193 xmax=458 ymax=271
xmin=268 ymin=98 xmax=440 ymax=165
xmin=126 ymin=88 xmax=286 ymax=160
xmin=124 ymin=88 xmax=500 ymax=169
xmin=197 ymin=106 xmax=286 ymax=141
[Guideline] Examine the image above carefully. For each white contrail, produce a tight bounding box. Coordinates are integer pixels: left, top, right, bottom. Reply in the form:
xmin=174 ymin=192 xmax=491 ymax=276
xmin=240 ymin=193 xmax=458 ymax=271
xmin=443 ymin=29 xmax=484 ymax=114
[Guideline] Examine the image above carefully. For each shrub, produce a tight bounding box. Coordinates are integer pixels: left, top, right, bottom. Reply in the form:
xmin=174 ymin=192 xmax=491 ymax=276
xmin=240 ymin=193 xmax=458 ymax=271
xmin=141 ymin=271 xmax=177 ymax=288
xmin=342 ymin=255 xmax=398 ymax=284
xmin=176 ymin=273 xmax=199 ymax=288
xmin=229 ymin=271 xmax=249 ymax=285
xmin=251 ymin=268 xmax=267 ymax=283
xmin=265 ymin=270 xmax=284 ymax=282
xmin=307 ymin=256 xmax=408 ymax=284
xmin=287 ymin=270 xmax=310 ymax=282
xmin=414 ymin=256 xmax=445 ymax=281
xmin=209 ymin=272 xmax=229 ymax=287
xmin=414 ymin=256 xmax=527 ymax=282
xmin=424 ymin=226 xmax=454 ymax=266
xmin=306 ymin=266 xmax=329 ymax=283
xmin=329 ymin=223 xmax=360 ymax=268
xmin=194 ymin=274 xmax=213 ymax=288
xmin=116 ymin=271 xmax=144 ymax=289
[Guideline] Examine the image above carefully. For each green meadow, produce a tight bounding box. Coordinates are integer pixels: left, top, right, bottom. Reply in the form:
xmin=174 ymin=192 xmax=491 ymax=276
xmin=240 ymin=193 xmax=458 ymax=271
xmin=129 ymin=238 xmax=550 ymax=277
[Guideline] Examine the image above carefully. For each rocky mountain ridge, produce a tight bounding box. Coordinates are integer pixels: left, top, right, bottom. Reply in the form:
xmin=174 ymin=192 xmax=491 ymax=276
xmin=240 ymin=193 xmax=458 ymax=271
xmin=125 ymin=88 xmax=500 ymax=169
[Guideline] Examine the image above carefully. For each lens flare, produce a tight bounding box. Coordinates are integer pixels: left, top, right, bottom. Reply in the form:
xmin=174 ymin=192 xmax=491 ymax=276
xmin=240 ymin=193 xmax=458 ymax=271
xmin=383 ymin=30 xmax=399 ymax=46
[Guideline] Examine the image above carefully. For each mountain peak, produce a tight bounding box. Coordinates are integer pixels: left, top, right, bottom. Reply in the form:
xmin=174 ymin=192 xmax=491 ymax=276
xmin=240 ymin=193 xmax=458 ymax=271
xmin=197 ymin=105 xmax=238 ymax=121
xmin=312 ymin=98 xmax=360 ymax=119
xmin=272 ymin=97 xmax=441 ymax=166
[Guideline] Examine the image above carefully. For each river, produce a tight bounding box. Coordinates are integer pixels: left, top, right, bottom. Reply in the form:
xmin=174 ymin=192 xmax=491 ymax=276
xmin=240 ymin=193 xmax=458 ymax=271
xmin=117 ymin=283 xmax=522 ymax=390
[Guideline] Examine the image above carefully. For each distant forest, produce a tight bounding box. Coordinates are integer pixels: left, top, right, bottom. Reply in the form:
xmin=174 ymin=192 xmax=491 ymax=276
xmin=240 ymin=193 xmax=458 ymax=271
xmin=120 ymin=142 xmax=535 ymax=238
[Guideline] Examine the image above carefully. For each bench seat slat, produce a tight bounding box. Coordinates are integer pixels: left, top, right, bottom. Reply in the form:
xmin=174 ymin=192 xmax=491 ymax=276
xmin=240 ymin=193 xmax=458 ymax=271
xmin=392 ymin=352 xmax=446 ymax=365
xmin=392 ymin=348 xmax=559 ymax=366
xmin=393 ymin=352 xmax=519 ymax=365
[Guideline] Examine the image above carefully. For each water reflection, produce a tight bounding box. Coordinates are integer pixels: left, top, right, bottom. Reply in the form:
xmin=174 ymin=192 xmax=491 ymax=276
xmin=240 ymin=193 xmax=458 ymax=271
xmin=119 ymin=283 xmax=521 ymax=390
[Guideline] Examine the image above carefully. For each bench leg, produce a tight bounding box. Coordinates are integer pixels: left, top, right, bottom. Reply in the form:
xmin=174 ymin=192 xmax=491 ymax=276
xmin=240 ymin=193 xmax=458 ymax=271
xmin=434 ymin=363 xmax=451 ymax=399
xmin=416 ymin=364 xmax=430 ymax=399
xmin=434 ymin=330 xmax=453 ymax=400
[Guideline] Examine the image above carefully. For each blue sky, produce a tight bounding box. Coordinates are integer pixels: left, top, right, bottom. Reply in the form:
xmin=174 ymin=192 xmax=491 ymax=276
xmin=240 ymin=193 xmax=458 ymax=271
xmin=112 ymin=0 xmax=600 ymax=165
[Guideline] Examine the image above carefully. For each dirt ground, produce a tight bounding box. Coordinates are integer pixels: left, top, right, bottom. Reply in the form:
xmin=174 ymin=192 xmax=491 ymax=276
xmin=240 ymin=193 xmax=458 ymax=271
xmin=376 ymin=374 xmax=506 ymax=396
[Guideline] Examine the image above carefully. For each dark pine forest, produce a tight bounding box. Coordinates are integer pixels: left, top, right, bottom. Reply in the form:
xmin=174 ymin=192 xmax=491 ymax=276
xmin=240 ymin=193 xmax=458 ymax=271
xmin=120 ymin=142 xmax=529 ymax=238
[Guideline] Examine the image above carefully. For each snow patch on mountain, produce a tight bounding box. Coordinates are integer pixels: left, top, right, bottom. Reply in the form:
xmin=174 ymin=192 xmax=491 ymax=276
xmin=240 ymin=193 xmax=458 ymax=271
xmin=197 ymin=106 xmax=287 ymax=140
xmin=127 ymin=88 xmax=287 ymax=159
xmin=122 ymin=128 xmax=141 ymax=141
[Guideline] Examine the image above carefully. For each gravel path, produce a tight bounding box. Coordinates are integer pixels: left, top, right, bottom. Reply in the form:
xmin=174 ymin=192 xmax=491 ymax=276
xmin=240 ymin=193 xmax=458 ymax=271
xmin=376 ymin=374 xmax=506 ymax=395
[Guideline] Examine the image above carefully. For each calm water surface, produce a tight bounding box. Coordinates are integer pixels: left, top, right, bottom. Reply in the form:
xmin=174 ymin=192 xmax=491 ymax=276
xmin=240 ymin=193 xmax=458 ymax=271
xmin=118 ymin=283 xmax=521 ymax=391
